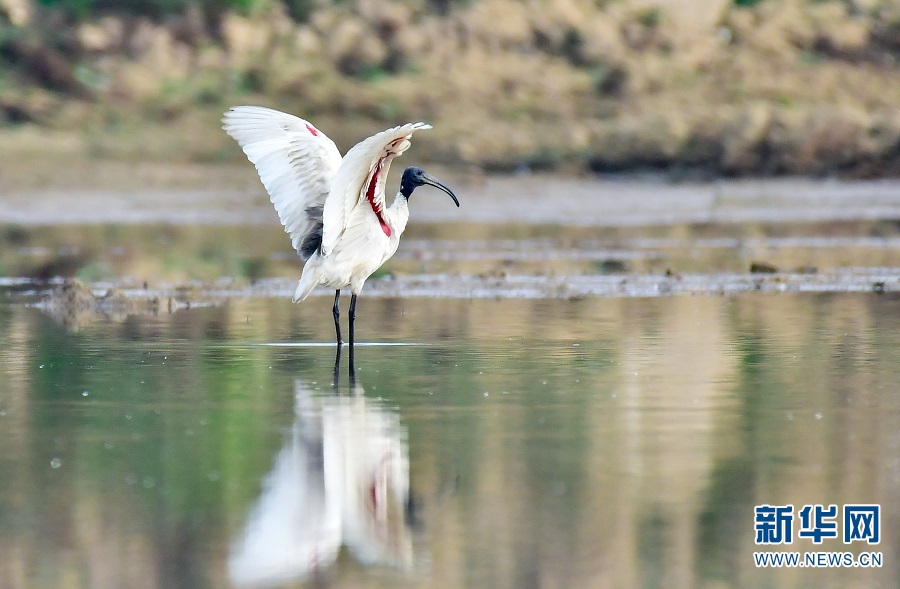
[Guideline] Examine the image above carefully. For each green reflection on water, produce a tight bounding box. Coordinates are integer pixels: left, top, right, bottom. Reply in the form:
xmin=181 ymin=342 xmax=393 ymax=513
xmin=0 ymin=294 xmax=898 ymax=588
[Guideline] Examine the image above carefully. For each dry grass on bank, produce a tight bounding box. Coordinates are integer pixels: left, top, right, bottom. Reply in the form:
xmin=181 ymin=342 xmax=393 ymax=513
xmin=0 ymin=0 xmax=898 ymax=176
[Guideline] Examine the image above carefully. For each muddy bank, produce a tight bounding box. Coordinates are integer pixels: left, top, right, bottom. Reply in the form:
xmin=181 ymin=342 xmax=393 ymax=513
xmin=16 ymin=267 xmax=900 ymax=332
xmin=0 ymin=0 xmax=898 ymax=176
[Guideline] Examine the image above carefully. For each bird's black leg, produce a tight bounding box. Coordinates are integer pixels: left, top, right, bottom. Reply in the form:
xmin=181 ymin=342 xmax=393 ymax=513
xmin=348 ymin=294 xmax=357 ymax=347
xmin=332 ymin=290 xmax=343 ymax=345
xmin=348 ymin=294 xmax=357 ymax=378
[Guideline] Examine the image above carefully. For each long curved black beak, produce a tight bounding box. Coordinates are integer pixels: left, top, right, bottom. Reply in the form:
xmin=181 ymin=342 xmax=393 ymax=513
xmin=421 ymin=173 xmax=460 ymax=207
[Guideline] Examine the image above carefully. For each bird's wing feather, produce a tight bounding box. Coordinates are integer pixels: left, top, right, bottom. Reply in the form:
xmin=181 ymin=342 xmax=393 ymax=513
xmin=222 ymin=106 xmax=343 ymax=255
xmin=321 ymin=122 xmax=431 ymax=257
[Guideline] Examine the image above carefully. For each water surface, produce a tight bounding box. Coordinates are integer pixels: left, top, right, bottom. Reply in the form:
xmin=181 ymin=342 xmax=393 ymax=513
xmin=1 ymin=292 xmax=898 ymax=588
xmin=2 ymin=176 xmax=900 ymax=588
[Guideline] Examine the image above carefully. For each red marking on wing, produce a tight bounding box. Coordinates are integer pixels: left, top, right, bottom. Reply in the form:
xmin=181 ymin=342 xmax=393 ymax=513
xmin=305 ymin=123 xmax=319 ymax=137
xmin=369 ymin=482 xmax=378 ymax=513
xmin=365 ymin=158 xmax=392 ymax=237
xmin=362 ymin=137 xmax=409 ymax=238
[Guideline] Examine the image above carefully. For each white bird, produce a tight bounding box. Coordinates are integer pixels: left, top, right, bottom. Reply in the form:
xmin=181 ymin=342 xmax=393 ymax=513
xmin=222 ymin=106 xmax=459 ymax=347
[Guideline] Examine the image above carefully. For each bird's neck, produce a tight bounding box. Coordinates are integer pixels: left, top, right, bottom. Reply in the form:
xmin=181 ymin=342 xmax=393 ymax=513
xmin=386 ymin=190 xmax=410 ymax=236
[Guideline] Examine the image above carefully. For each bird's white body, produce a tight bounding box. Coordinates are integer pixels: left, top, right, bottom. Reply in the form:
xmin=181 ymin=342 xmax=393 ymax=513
xmin=222 ymin=106 xmax=429 ymax=301
xmin=294 ymin=194 xmax=408 ymax=301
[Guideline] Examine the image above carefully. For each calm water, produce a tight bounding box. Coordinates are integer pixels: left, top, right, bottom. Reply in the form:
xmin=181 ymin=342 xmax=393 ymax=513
xmin=1 ymin=291 xmax=898 ymax=589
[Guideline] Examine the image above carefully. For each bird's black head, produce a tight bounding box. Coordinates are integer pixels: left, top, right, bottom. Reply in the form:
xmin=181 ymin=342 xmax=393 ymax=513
xmin=400 ymin=166 xmax=460 ymax=207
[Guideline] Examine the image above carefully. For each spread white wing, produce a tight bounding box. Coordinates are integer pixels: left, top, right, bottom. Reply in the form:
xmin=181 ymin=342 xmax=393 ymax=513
xmin=223 ymin=106 xmax=343 ymax=257
xmin=321 ymin=122 xmax=431 ymax=257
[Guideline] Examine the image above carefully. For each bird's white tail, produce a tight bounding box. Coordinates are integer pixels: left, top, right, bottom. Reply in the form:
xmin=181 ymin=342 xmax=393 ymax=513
xmin=292 ymin=269 xmax=319 ymax=302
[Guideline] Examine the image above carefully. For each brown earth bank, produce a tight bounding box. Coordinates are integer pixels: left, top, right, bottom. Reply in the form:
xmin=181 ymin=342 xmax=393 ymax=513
xmin=0 ymin=0 xmax=898 ymax=177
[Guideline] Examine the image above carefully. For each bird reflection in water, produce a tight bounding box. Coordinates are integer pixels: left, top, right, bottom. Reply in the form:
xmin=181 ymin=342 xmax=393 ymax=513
xmin=228 ymin=353 xmax=414 ymax=587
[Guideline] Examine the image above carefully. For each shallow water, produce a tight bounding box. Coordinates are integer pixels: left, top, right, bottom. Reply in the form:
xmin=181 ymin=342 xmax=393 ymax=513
xmin=3 ymin=219 xmax=900 ymax=298
xmin=1 ymin=291 xmax=898 ymax=589
xmin=2 ymin=174 xmax=900 ymax=589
